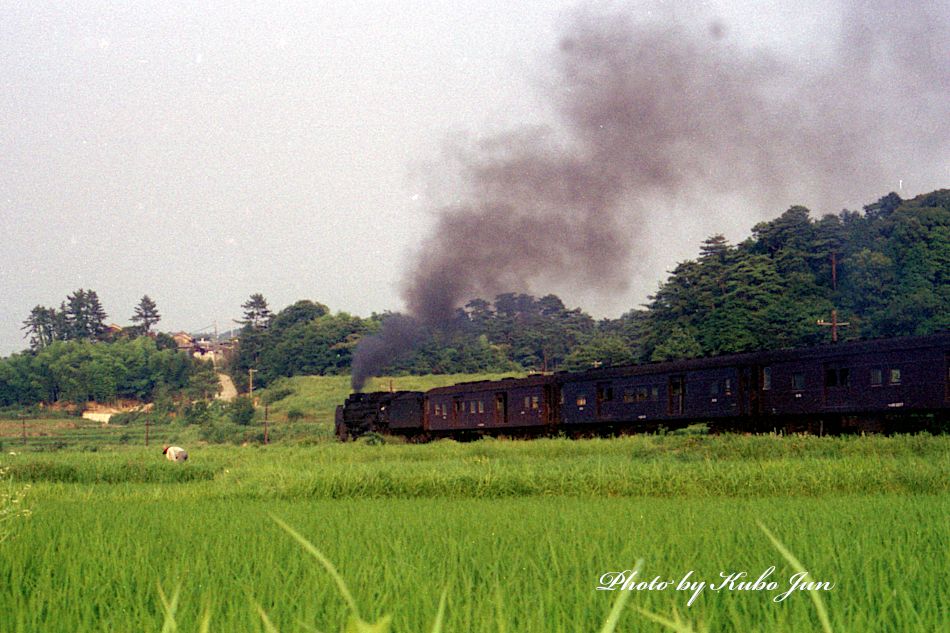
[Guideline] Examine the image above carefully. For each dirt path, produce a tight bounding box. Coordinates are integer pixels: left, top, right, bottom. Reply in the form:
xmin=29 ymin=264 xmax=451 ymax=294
xmin=216 ymin=372 xmax=238 ymax=401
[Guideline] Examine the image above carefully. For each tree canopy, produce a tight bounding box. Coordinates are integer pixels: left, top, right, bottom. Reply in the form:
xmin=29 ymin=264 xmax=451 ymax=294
xmin=10 ymin=189 xmax=949 ymax=398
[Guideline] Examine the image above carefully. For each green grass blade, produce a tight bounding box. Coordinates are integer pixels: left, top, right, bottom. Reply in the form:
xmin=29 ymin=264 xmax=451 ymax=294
xmin=757 ymin=521 xmax=833 ymax=633
xmin=198 ymin=603 xmax=212 ymax=633
xmin=430 ymin=588 xmax=448 ymax=633
xmin=254 ymin=601 xmax=281 ymax=633
xmin=634 ymin=607 xmax=699 ymax=633
xmin=598 ymin=559 xmax=643 ymax=633
xmin=270 ymin=513 xmax=361 ymax=617
xmin=157 ymin=582 xmax=180 ymax=633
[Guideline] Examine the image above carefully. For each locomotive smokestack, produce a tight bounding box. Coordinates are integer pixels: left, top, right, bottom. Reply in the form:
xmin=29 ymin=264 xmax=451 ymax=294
xmin=351 ymin=0 xmax=949 ymax=391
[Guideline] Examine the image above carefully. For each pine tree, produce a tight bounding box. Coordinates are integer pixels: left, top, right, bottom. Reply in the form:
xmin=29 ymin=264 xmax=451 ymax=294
xmin=21 ymin=305 xmax=57 ymax=351
xmin=131 ymin=295 xmax=161 ymax=335
xmin=240 ymin=294 xmax=273 ymax=330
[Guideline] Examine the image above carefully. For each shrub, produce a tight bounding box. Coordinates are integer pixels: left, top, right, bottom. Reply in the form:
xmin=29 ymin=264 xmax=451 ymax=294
xmin=262 ymin=384 xmax=294 ymax=405
xmin=183 ymin=401 xmax=211 ymax=425
xmin=286 ymin=408 xmax=305 ymax=422
xmin=229 ymin=397 xmax=255 ymax=426
xmin=360 ymin=431 xmax=386 ymax=446
xmin=198 ymin=421 xmax=241 ymax=444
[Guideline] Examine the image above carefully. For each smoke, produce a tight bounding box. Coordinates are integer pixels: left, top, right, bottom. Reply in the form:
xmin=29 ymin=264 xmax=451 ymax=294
xmin=350 ymin=314 xmax=425 ymax=391
xmin=351 ymin=0 xmax=950 ymax=390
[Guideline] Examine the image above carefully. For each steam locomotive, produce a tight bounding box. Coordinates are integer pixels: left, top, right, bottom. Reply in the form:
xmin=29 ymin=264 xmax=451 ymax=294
xmin=336 ymin=333 xmax=950 ymax=440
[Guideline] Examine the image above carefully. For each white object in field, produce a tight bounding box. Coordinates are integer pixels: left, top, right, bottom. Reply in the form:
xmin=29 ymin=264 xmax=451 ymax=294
xmin=163 ymin=445 xmax=188 ymax=462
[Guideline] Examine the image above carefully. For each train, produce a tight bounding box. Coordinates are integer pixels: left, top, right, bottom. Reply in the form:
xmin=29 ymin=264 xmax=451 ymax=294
xmin=336 ymin=332 xmax=950 ymax=440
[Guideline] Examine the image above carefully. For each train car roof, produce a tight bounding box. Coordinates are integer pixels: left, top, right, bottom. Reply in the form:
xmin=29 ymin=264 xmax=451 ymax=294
xmin=426 ymin=373 xmax=557 ymax=395
xmin=557 ymin=331 xmax=950 ymax=382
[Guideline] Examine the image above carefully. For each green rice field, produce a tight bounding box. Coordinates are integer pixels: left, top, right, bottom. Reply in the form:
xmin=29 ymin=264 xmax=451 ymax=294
xmin=2 ymin=434 xmax=948 ymax=632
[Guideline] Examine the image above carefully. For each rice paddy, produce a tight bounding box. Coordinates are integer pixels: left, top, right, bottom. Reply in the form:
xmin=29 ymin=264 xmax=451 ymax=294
xmin=1 ymin=434 xmax=947 ymax=632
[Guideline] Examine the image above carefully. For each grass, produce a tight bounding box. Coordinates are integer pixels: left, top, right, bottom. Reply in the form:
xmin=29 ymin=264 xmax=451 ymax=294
xmin=5 ymin=434 xmax=948 ymax=498
xmin=0 ymin=373 xmax=946 ymax=631
xmin=2 ymin=490 xmax=946 ymax=632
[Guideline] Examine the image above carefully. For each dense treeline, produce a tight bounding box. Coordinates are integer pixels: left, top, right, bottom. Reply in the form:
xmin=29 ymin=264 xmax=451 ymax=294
xmin=227 ymin=189 xmax=949 ymax=388
xmin=3 ymin=293 xmax=215 ymax=407
xmin=643 ymin=189 xmax=950 ymax=359
xmin=6 ymin=189 xmax=948 ymax=401
xmin=0 ymin=337 xmax=217 ymax=407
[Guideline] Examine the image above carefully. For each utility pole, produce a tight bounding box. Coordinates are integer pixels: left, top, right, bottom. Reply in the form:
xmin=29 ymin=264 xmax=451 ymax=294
xmin=818 ymin=251 xmax=849 ymax=342
xmin=831 ymin=251 xmax=838 ymax=291
xmin=818 ymin=309 xmax=850 ymax=342
xmin=212 ymin=320 xmax=219 ymax=370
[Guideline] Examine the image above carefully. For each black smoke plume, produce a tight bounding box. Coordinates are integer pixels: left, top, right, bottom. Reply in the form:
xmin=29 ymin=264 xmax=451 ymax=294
xmin=351 ymin=0 xmax=950 ymax=391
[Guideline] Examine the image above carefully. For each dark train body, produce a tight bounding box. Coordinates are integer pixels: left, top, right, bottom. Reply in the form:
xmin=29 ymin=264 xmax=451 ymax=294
xmin=337 ymin=333 xmax=950 ymax=440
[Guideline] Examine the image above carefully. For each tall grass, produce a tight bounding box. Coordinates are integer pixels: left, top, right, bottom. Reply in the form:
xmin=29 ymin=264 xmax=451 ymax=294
xmin=1 ymin=436 xmax=946 ymax=631
xmin=9 ymin=434 xmax=948 ymax=499
xmin=2 ymin=494 xmax=946 ymax=632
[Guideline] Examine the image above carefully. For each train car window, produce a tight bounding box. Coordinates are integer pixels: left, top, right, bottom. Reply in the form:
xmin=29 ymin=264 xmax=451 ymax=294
xmin=576 ymin=395 xmax=587 ymax=407
xmin=792 ymin=373 xmax=805 ymax=391
xmin=762 ymin=367 xmax=772 ymax=390
xmin=839 ymin=368 xmax=850 ymax=387
xmin=824 ymin=368 xmax=838 ymax=388
xmin=623 ymin=389 xmax=635 ymax=403
xmin=889 ymin=368 xmax=901 ymax=385
xmin=478 ymin=400 xmax=485 ymax=413
xmin=870 ymin=368 xmax=883 ymax=386
xmin=651 ymin=386 xmax=660 ymax=401
xmin=469 ymin=401 xmax=476 ymax=414
xmin=531 ymin=396 xmax=539 ymax=410
xmin=709 ymin=382 xmax=719 ymax=396
xmin=524 ymin=396 xmax=531 ymax=410
xmin=724 ymin=378 xmax=733 ymax=395
xmin=637 ymin=386 xmax=649 ymax=402
xmin=434 ymin=404 xmax=441 ymax=416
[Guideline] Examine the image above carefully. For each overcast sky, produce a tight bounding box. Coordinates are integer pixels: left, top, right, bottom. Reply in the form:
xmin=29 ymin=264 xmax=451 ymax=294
xmin=2 ymin=1 xmax=947 ymax=356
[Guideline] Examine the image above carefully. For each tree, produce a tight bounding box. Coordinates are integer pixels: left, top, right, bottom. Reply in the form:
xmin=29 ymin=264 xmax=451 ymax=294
xmin=131 ymin=295 xmax=161 ymax=335
xmin=240 ymin=294 xmax=273 ymax=331
xmin=650 ymin=325 xmax=702 ymax=361
xmin=186 ymin=364 xmax=221 ymax=401
xmin=64 ymin=289 xmax=108 ymax=341
xmin=21 ymin=305 xmax=58 ymax=351
xmin=269 ymin=300 xmax=329 ymax=332
xmin=564 ymin=334 xmax=636 ymax=370
xmin=229 ymin=396 xmax=255 ymax=426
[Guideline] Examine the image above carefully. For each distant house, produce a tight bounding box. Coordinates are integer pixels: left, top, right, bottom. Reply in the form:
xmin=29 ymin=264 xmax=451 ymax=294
xmin=99 ymin=323 xmax=126 ymax=341
xmin=171 ymin=331 xmax=229 ymax=362
xmin=172 ymin=332 xmax=194 ymax=351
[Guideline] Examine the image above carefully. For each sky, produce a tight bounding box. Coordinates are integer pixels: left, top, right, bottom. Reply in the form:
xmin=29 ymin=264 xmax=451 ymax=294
xmin=2 ymin=0 xmax=948 ymax=356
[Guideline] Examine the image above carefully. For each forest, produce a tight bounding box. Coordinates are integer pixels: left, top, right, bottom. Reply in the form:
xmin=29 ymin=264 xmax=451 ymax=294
xmin=3 ymin=188 xmax=948 ymax=403
xmin=231 ymin=189 xmax=949 ymax=388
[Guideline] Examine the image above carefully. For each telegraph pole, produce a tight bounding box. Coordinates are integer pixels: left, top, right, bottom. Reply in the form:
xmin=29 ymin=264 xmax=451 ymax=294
xmin=817 ymin=309 xmax=850 ymax=342
xmin=818 ymin=252 xmax=849 ymax=342
xmin=212 ymin=320 xmax=219 ymax=370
